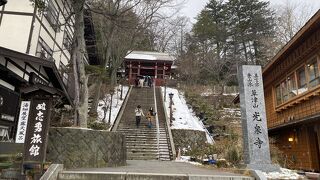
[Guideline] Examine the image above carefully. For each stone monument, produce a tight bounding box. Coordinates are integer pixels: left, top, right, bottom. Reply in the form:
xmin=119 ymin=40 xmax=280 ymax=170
xmin=238 ymin=65 xmax=279 ymax=172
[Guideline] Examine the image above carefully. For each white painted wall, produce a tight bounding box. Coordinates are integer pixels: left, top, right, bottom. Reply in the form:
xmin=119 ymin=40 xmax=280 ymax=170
xmin=0 ymin=14 xmax=32 ymax=53
xmin=0 ymin=0 xmax=79 ymax=93
xmin=2 ymin=0 xmax=34 ymax=13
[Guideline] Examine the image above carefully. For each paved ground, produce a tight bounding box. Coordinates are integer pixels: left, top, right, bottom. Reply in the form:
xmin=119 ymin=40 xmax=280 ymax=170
xmin=69 ymin=160 xmax=248 ymax=177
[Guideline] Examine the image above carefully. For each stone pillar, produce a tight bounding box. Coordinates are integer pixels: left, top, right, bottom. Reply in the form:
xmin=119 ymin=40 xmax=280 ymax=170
xmin=138 ymin=62 xmax=141 ymax=76
xmin=238 ymin=65 xmax=279 ymax=172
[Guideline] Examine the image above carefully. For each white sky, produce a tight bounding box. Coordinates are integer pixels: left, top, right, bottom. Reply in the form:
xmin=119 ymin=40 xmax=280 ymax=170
xmin=180 ymin=0 xmax=320 ymax=24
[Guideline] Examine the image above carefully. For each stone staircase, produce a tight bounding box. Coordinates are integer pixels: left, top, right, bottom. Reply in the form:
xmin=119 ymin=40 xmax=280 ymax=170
xmin=115 ymin=87 xmax=172 ymax=161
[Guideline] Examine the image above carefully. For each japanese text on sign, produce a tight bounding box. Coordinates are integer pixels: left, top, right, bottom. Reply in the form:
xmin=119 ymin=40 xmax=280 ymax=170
xmin=15 ymin=101 xmax=31 ymax=143
xmin=246 ymin=73 xmax=264 ymax=149
xmin=29 ymin=103 xmax=46 ymax=157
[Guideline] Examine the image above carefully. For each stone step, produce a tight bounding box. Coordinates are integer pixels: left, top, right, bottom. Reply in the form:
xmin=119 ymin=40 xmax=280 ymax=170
xmin=125 ymin=140 xmax=169 ymax=144
xmin=126 ymin=145 xmax=157 ymax=148
xmin=125 ymin=136 xmax=168 ymax=140
xmin=127 ymin=156 xmax=158 ymax=160
xmin=118 ymin=126 xmax=166 ymax=131
xmin=120 ymin=132 xmax=167 ymax=135
xmin=119 ymin=129 xmax=160 ymax=132
xmin=127 ymin=149 xmax=158 ymax=154
xmin=127 ymin=152 xmax=159 ymax=157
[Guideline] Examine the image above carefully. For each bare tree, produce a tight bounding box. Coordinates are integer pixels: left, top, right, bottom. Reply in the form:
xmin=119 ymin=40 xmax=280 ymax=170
xmin=152 ymin=16 xmax=189 ymax=55
xmin=274 ymin=0 xmax=315 ymax=44
xmin=87 ymin=0 xmax=184 ymax=114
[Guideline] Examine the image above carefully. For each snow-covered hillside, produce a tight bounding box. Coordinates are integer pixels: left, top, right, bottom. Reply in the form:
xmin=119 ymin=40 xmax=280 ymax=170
xmin=162 ymin=87 xmax=214 ymax=144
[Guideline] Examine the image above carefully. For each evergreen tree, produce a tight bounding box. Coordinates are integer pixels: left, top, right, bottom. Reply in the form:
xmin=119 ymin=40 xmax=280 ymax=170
xmin=182 ymin=0 xmax=276 ymax=85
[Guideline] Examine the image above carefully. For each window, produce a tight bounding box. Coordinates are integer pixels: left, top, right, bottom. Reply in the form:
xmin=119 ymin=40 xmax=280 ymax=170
xmin=297 ymin=67 xmax=307 ymax=94
xmin=36 ymin=38 xmax=53 ymax=60
xmin=281 ymin=81 xmax=288 ymax=102
xmin=44 ymin=0 xmax=60 ymax=31
xmin=307 ymin=59 xmax=319 ymax=88
xmin=287 ymin=74 xmax=297 ymax=98
xmin=275 ymin=57 xmax=320 ymax=106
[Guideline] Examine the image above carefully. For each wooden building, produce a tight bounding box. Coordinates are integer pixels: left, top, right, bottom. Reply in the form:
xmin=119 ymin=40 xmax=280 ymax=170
xmin=0 ymin=0 xmax=97 ymax=142
xmin=0 ymin=46 xmax=72 ymax=141
xmin=263 ymin=10 xmax=320 ymax=171
xmin=124 ymin=51 xmax=174 ymax=86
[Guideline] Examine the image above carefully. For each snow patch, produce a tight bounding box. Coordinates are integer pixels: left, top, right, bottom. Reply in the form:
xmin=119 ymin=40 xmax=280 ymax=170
xmin=97 ymin=85 xmax=129 ymax=130
xmin=162 ymin=87 xmax=214 ymax=144
xmin=262 ymin=168 xmax=303 ymax=179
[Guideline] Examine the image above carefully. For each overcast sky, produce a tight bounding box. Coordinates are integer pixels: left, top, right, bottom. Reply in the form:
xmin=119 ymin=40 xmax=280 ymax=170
xmin=180 ymin=0 xmax=320 ymax=24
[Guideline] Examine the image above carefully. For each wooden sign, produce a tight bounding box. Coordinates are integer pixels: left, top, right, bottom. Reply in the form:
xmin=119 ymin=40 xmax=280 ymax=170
xmin=23 ymin=98 xmax=52 ymax=163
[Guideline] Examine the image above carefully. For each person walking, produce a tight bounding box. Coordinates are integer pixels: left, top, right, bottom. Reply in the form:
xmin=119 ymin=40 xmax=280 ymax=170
xmin=139 ymin=77 xmax=144 ymax=88
xmin=146 ymin=107 xmax=155 ymax=128
xmin=147 ymin=76 xmax=152 ymax=87
xmin=135 ymin=105 xmax=144 ymax=128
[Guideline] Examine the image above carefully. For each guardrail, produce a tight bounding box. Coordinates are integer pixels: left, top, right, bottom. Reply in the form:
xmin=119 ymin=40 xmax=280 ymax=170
xmin=159 ymin=87 xmax=176 ymax=160
xmin=153 ymin=84 xmax=160 ymax=160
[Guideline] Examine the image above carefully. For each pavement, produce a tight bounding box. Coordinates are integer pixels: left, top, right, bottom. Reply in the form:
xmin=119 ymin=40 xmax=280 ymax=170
xmin=67 ymin=160 xmax=250 ymax=177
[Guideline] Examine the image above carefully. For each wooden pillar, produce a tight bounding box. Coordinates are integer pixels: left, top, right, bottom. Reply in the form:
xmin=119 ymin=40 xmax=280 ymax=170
xmin=138 ymin=62 xmax=141 ymax=76
xmin=163 ymin=62 xmax=166 ymax=79
xmin=129 ymin=62 xmax=132 ymax=79
xmin=155 ymin=62 xmax=158 ymax=78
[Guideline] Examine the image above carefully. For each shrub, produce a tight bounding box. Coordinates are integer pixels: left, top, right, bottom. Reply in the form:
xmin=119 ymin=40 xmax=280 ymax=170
xmin=226 ymin=146 xmax=241 ymax=166
xmin=216 ymin=159 xmax=228 ymax=168
xmin=88 ymin=121 xmax=110 ymax=130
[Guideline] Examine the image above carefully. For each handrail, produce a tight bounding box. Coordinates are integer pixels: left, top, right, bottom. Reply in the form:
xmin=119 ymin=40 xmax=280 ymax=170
xmin=160 ymin=87 xmax=176 ymax=160
xmin=153 ymin=84 xmax=160 ymax=160
xmin=111 ymin=85 xmax=132 ymax=132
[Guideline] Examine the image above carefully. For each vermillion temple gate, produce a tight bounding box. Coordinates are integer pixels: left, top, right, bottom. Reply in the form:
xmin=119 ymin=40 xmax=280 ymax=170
xmin=124 ymin=51 xmax=174 ymax=86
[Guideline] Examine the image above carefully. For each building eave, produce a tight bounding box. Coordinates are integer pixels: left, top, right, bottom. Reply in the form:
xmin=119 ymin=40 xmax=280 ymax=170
xmin=268 ymin=113 xmax=320 ymax=133
xmin=0 ymin=46 xmax=73 ymax=106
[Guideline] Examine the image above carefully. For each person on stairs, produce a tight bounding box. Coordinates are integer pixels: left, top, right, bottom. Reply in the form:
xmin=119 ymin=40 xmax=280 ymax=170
xmin=135 ymin=105 xmax=144 ymax=128
xmin=146 ymin=107 xmax=155 ymax=128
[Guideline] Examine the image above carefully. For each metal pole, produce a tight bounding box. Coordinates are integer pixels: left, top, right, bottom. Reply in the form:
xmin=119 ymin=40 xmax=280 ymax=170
xmin=120 ymin=84 xmax=123 ymax=100
xmin=108 ymin=93 xmax=113 ymax=123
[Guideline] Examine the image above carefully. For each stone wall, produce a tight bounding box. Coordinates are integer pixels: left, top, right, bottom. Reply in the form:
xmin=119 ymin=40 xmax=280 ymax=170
xmin=171 ymin=129 xmax=206 ymax=151
xmin=46 ymin=127 xmax=126 ymax=169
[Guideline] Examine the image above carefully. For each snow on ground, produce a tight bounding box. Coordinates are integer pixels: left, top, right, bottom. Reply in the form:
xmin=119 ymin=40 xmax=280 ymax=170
xmin=262 ymin=168 xmax=303 ymax=179
xmin=175 ymin=156 xmax=202 ymax=166
xmin=97 ymin=85 xmax=129 ymax=129
xmin=162 ymin=87 xmax=214 ymax=144
xmin=220 ymin=108 xmax=241 ymax=119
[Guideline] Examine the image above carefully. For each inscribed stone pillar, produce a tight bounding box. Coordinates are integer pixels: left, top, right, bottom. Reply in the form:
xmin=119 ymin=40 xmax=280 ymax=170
xmin=238 ymin=65 xmax=279 ymax=172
